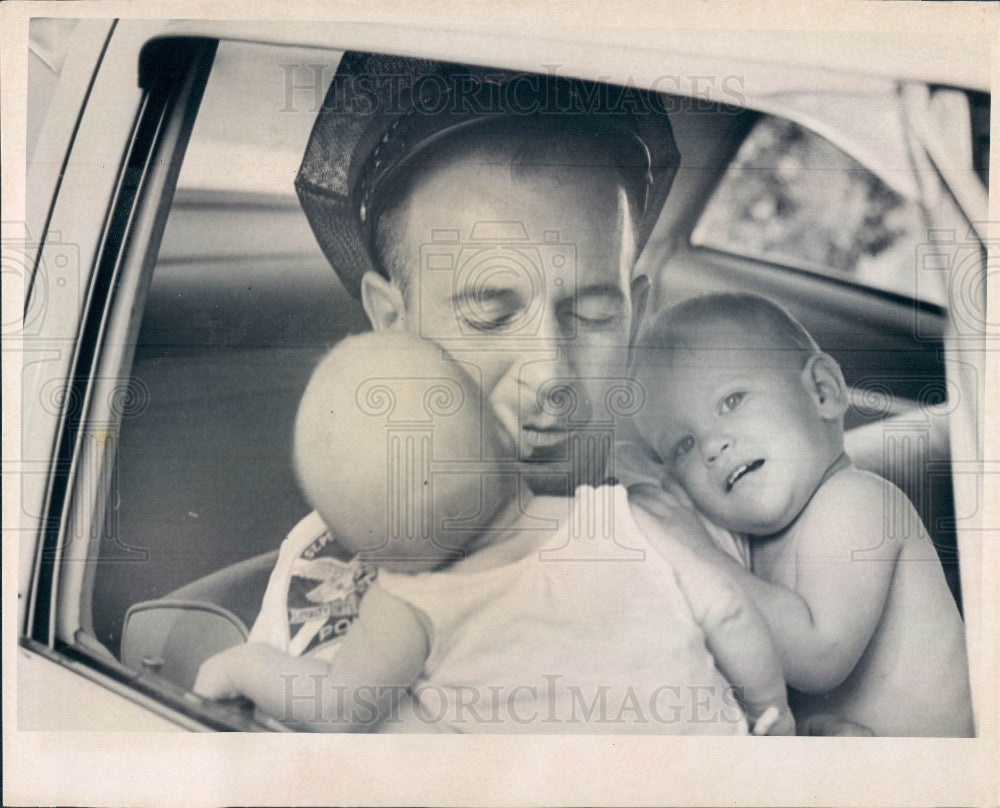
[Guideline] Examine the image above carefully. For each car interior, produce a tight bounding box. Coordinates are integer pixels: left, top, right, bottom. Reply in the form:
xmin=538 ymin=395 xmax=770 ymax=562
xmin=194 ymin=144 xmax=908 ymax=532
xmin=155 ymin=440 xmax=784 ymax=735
xmin=82 ymin=41 xmax=973 ymax=693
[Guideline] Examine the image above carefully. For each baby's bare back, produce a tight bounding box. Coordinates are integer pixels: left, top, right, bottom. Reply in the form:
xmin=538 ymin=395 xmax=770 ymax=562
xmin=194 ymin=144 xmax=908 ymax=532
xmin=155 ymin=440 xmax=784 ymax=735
xmin=793 ymin=537 xmax=972 ymax=736
xmin=758 ymin=469 xmax=973 ymax=736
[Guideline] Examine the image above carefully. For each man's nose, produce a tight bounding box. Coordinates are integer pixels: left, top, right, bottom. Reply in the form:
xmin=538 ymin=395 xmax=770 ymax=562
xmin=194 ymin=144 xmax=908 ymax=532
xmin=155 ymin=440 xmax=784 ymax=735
xmin=518 ymin=354 xmax=579 ymax=419
xmin=517 ymin=314 xmax=579 ymax=418
xmin=701 ymin=433 xmax=734 ymax=465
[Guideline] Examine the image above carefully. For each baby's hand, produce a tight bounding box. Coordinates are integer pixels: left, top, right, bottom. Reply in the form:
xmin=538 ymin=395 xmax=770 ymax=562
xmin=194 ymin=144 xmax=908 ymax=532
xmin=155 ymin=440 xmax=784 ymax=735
xmin=193 ymin=643 xmax=257 ymax=700
xmin=628 ymin=481 xmax=717 ymax=555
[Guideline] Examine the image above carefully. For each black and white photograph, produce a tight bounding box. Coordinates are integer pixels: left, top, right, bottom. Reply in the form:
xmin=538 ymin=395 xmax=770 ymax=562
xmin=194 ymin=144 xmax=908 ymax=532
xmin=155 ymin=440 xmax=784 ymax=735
xmin=3 ymin=1 xmax=998 ymax=805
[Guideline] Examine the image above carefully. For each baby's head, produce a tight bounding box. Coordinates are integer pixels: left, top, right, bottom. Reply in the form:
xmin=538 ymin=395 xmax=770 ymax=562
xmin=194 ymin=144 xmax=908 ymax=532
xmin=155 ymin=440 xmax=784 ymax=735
xmin=632 ymin=294 xmax=848 ymax=536
xmin=294 ymin=331 xmax=518 ymax=572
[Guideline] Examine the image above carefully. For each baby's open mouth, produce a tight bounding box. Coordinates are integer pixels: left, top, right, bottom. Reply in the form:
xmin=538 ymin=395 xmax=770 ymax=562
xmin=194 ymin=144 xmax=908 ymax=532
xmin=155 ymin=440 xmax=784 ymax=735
xmin=726 ymin=459 xmax=765 ymax=491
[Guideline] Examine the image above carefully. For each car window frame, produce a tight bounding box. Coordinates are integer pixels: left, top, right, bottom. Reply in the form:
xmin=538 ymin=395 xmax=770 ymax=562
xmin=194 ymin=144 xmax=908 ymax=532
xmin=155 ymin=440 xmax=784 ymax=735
xmin=22 ymin=31 xmax=295 ymax=732
xmin=30 ymin=35 xmax=216 ymax=645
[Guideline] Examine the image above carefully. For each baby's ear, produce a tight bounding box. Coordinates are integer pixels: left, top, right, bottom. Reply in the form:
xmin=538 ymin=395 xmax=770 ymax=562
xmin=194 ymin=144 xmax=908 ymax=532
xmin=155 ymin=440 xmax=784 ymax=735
xmin=801 ymin=352 xmax=848 ymax=421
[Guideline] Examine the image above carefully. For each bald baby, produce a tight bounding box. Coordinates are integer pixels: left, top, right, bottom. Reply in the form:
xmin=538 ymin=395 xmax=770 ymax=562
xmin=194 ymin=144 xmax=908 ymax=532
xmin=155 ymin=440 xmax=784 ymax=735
xmin=628 ymin=292 xmax=972 ymax=736
xmin=293 ymin=331 xmax=518 ymax=572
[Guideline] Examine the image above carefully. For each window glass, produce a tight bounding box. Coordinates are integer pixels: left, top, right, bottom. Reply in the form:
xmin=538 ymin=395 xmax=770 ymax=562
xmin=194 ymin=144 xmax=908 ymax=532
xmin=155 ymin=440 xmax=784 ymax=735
xmin=90 ymin=42 xmax=368 ymax=660
xmin=690 ymin=115 xmax=936 ymax=305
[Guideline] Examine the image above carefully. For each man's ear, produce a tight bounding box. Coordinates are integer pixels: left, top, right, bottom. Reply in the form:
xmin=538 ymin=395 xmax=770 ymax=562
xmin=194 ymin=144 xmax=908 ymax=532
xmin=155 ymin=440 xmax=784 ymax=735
xmin=801 ymin=352 xmax=848 ymax=421
xmin=627 ymin=274 xmax=651 ymax=365
xmin=360 ymin=270 xmax=407 ymax=332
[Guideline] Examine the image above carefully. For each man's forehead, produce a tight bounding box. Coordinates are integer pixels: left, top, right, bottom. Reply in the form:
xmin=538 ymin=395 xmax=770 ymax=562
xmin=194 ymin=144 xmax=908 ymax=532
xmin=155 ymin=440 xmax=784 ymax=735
xmin=403 ymin=152 xmax=628 ymax=225
xmin=395 ymin=156 xmax=633 ymax=294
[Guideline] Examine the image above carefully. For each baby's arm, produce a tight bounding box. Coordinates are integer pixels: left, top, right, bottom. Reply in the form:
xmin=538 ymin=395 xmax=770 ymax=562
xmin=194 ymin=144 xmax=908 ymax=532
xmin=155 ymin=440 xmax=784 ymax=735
xmin=682 ymin=472 xmax=902 ymax=694
xmin=631 ymin=501 xmax=793 ymax=735
xmin=743 ymin=473 xmax=901 ymax=693
xmin=194 ymin=581 xmax=428 ymax=732
xmin=672 ymin=551 xmax=795 ymax=735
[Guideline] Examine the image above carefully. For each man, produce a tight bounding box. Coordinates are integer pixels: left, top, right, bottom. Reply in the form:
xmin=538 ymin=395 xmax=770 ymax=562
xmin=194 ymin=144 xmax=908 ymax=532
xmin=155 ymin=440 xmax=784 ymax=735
xmin=295 ymin=52 xmax=677 ymax=494
xmin=245 ymin=51 xmax=681 ymax=664
xmin=354 ymin=115 xmax=647 ymax=489
xmin=212 ymin=52 xmax=873 ymax=735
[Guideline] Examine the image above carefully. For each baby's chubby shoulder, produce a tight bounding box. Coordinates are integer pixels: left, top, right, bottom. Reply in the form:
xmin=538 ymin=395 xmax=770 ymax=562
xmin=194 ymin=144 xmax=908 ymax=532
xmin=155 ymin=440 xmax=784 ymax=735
xmin=795 ymin=464 xmax=915 ymax=551
xmin=810 ymin=464 xmax=898 ymax=510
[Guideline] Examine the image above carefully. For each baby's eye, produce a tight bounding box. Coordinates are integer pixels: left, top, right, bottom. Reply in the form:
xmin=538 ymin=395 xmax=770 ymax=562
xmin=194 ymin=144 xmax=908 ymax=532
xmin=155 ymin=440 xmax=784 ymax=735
xmin=720 ymin=391 xmax=746 ymax=413
xmin=673 ymin=435 xmax=695 ymax=461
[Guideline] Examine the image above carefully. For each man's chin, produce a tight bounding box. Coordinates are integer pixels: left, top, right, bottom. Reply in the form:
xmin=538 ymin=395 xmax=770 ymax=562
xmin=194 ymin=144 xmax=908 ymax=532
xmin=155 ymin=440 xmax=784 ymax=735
xmin=516 ymin=443 xmax=611 ymax=496
xmin=520 ymin=467 xmax=575 ymax=497
xmin=521 ymin=437 xmax=572 ymax=464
